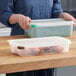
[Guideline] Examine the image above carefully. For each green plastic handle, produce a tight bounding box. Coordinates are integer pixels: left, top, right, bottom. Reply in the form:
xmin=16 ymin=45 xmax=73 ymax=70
xmin=31 ymin=24 xmax=37 ymax=28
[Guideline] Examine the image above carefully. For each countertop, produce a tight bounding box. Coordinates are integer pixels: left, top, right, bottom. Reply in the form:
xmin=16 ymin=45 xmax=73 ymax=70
xmin=0 ymin=31 xmax=76 ymax=73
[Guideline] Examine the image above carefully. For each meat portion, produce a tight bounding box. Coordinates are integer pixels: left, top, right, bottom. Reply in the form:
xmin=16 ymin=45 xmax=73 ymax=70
xmin=14 ymin=46 xmax=63 ymax=56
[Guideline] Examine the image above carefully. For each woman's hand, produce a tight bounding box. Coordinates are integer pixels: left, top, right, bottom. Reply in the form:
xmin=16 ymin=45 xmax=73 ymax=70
xmin=59 ymin=12 xmax=76 ymax=26
xmin=9 ymin=14 xmax=32 ymax=30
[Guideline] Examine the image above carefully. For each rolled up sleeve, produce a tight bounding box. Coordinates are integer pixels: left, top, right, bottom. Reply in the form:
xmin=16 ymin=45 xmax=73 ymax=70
xmin=0 ymin=0 xmax=14 ymax=27
xmin=52 ymin=0 xmax=63 ymax=18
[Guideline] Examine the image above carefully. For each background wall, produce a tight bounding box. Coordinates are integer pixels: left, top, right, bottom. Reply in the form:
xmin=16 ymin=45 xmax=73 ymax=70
xmin=61 ymin=0 xmax=76 ymax=17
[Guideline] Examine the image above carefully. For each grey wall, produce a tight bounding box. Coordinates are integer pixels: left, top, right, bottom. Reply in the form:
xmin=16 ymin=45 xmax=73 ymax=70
xmin=61 ymin=0 xmax=76 ymax=11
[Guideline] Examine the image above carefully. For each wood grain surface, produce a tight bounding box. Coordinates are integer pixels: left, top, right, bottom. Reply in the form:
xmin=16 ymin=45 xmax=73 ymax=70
xmin=0 ymin=32 xmax=76 ymax=73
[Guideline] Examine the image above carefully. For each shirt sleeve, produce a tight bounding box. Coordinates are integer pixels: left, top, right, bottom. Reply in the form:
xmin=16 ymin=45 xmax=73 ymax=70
xmin=0 ymin=0 xmax=14 ymax=27
xmin=51 ymin=0 xmax=63 ymax=18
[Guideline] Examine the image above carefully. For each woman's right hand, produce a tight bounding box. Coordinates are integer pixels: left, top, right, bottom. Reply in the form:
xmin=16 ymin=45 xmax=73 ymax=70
xmin=9 ymin=14 xmax=32 ymax=30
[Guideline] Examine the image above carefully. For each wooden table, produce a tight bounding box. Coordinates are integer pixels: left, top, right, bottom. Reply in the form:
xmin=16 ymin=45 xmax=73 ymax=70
xmin=0 ymin=31 xmax=76 ymax=74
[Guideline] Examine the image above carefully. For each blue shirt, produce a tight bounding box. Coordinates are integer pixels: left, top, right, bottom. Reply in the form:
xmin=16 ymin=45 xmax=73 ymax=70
xmin=0 ymin=0 xmax=63 ymax=35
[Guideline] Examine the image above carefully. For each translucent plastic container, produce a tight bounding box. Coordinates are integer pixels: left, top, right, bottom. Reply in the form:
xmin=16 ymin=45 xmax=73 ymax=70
xmin=0 ymin=28 xmax=11 ymax=37
xmin=8 ymin=36 xmax=71 ymax=56
xmin=24 ymin=18 xmax=73 ymax=38
xmin=0 ymin=23 xmax=6 ymax=28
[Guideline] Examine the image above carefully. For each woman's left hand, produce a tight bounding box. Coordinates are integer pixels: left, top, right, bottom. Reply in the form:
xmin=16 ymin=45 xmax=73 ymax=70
xmin=59 ymin=12 xmax=76 ymax=26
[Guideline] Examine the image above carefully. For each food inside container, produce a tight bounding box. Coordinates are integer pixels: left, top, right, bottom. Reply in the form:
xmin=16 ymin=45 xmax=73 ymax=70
xmin=8 ymin=36 xmax=72 ymax=56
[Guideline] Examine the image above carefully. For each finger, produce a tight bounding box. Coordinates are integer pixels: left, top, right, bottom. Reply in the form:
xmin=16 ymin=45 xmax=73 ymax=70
xmin=21 ymin=18 xmax=31 ymax=30
xmin=73 ymin=20 xmax=76 ymax=26
xmin=25 ymin=20 xmax=31 ymax=28
xmin=23 ymin=21 xmax=30 ymax=30
xmin=73 ymin=23 xmax=76 ymax=27
xmin=26 ymin=17 xmax=32 ymax=22
xmin=19 ymin=20 xmax=28 ymax=30
xmin=64 ymin=15 xmax=75 ymax=21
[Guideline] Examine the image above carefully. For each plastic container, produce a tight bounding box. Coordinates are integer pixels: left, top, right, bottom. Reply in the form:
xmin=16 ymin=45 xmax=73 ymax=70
xmin=0 ymin=28 xmax=11 ymax=37
xmin=8 ymin=36 xmax=71 ymax=56
xmin=0 ymin=23 xmax=6 ymax=28
xmin=24 ymin=18 xmax=73 ymax=38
